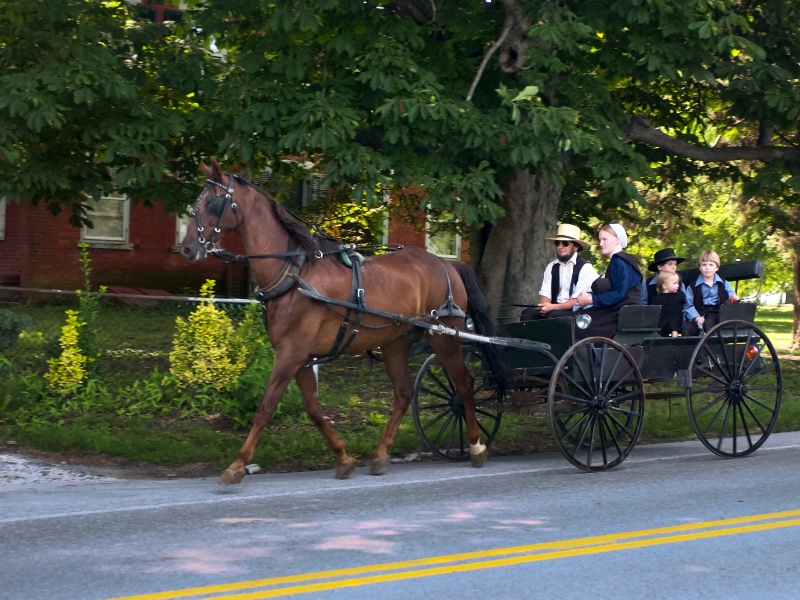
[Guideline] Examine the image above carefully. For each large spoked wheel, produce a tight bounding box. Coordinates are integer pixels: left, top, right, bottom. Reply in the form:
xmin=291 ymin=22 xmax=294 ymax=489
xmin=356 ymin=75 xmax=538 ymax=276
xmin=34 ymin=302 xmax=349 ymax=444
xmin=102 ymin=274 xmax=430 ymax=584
xmin=412 ymin=350 xmax=502 ymax=461
xmin=548 ymin=337 xmax=645 ymax=472
xmin=686 ymin=319 xmax=781 ymax=458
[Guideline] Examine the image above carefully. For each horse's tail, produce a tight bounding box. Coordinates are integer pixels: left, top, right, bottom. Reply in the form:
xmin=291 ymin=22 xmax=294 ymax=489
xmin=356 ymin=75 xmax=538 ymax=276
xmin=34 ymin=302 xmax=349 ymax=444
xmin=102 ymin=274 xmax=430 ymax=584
xmin=451 ymin=261 xmax=511 ymax=394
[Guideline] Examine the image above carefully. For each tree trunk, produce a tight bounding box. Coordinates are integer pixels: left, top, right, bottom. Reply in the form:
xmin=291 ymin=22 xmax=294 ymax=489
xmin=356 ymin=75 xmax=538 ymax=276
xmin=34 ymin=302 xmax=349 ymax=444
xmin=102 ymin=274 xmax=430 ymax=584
xmin=791 ymin=246 xmax=800 ymax=350
xmin=471 ymin=168 xmax=562 ymax=320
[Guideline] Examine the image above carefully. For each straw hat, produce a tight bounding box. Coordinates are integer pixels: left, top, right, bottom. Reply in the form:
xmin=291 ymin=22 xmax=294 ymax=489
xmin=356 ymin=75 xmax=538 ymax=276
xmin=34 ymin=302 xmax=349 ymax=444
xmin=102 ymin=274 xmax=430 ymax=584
xmin=546 ymin=224 xmax=589 ymax=251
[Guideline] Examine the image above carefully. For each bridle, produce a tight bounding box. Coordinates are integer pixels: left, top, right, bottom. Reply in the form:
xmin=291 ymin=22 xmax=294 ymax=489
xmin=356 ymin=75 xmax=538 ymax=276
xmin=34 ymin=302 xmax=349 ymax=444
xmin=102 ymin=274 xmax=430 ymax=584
xmin=190 ymin=174 xmax=240 ymax=253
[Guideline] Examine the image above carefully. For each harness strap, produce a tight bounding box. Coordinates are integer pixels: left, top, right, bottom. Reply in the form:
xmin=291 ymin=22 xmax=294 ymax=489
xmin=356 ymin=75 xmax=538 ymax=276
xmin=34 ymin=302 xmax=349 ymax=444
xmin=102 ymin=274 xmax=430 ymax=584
xmin=254 ymin=245 xmax=307 ymax=304
xmin=434 ymin=264 xmax=466 ymax=319
xmin=308 ymin=253 xmax=367 ymax=367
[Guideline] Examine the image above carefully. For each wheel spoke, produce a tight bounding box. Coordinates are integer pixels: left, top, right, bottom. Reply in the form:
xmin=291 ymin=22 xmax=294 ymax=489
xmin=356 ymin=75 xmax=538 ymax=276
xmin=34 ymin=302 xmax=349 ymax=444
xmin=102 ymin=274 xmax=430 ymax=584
xmin=425 ymin=410 xmax=455 ymax=443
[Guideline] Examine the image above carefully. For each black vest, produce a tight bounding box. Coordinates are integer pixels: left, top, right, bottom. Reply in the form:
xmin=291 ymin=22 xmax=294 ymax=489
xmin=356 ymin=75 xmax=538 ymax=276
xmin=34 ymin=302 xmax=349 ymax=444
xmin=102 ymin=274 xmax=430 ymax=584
xmin=688 ymin=280 xmax=728 ymax=315
xmin=550 ymin=256 xmax=589 ymax=302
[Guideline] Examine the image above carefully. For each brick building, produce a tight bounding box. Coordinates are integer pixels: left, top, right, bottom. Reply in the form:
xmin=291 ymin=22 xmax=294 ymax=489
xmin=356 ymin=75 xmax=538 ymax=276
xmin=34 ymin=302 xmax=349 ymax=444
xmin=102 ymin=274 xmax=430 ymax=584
xmin=0 ymin=193 xmax=467 ymax=297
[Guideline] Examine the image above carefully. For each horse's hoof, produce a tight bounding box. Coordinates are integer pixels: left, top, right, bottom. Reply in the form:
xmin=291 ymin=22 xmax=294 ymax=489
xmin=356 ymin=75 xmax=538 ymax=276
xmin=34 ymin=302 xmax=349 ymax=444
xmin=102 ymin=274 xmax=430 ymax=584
xmin=470 ymin=448 xmax=488 ymax=468
xmin=218 ymin=469 xmax=245 ymax=485
xmin=370 ymin=457 xmax=391 ymax=475
xmin=335 ymin=456 xmax=357 ymax=480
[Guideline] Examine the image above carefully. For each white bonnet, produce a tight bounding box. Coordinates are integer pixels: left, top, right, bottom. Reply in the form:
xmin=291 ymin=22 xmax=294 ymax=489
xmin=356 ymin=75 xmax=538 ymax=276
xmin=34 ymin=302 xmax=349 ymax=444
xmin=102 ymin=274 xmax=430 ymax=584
xmin=608 ymin=223 xmax=628 ymax=249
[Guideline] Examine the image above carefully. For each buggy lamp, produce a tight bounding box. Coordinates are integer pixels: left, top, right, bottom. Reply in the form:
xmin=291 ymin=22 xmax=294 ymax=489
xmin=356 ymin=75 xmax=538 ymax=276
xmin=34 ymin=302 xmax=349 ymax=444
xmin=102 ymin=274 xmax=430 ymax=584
xmin=746 ymin=345 xmax=759 ymax=360
xmin=576 ymin=314 xmax=592 ymax=330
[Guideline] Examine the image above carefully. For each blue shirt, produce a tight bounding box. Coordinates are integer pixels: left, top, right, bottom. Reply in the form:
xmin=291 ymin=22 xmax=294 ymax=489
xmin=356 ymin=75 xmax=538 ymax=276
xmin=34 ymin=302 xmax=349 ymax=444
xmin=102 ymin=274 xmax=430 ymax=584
xmin=592 ymin=253 xmax=641 ymax=309
xmin=684 ymin=274 xmax=736 ymax=321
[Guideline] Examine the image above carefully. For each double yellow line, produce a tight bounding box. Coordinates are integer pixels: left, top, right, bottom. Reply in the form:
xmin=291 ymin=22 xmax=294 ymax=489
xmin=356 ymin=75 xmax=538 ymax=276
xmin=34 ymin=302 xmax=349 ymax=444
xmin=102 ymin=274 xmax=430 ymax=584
xmin=115 ymin=508 xmax=800 ymax=600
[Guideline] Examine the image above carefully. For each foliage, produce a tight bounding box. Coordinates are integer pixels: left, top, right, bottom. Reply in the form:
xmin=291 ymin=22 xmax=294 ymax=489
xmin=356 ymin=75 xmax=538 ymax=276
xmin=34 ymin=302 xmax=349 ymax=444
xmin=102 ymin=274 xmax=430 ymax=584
xmin=76 ymin=242 xmax=106 ymax=375
xmin=43 ymin=309 xmax=89 ymax=394
xmin=298 ymin=186 xmax=388 ymax=248
xmin=0 ymin=309 xmax=32 ymax=351
xmin=2 ymin=303 xmax=800 ymax=472
xmin=0 ymin=0 xmax=214 ymax=223
xmin=169 ymin=280 xmax=249 ymax=391
xmin=632 ymin=178 xmax=791 ymax=297
xmin=4 ymin=1 xmax=800 ymax=314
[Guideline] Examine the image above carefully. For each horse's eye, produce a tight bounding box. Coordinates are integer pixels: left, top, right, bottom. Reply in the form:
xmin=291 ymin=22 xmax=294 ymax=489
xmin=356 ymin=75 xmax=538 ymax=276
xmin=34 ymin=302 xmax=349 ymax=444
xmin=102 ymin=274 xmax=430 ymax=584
xmin=207 ymin=196 xmax=226 ymax=217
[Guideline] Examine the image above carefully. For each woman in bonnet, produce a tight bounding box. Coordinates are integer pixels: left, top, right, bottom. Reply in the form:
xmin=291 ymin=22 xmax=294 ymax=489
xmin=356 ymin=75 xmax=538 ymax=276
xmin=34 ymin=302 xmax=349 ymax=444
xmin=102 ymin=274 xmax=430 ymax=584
xmin=574 ymin=223 xmax=642 ymax=339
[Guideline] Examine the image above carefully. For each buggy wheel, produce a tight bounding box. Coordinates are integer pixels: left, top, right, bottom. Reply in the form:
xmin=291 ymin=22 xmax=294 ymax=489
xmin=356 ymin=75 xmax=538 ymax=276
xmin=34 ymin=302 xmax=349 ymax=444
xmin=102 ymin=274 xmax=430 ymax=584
xmin=686 ymin=319 xmax=781 ymax=458
xmin=548 ymin=337 xmax=645 ymax=472
xmin=412 ymin=350 xmax=502 ymax=461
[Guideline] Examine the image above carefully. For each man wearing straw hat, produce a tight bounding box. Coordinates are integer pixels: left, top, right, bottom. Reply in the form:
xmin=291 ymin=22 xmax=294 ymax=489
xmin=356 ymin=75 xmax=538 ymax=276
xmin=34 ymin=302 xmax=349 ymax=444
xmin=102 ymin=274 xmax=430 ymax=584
xmin=521 ymin=224 xmax=598 ymax=321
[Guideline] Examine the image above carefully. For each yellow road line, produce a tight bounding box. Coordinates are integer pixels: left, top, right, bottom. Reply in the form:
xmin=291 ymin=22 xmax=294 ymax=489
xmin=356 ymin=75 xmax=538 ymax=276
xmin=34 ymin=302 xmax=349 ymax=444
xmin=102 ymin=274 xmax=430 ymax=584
xmin=112 ymin=508 xmax=800 ymax=600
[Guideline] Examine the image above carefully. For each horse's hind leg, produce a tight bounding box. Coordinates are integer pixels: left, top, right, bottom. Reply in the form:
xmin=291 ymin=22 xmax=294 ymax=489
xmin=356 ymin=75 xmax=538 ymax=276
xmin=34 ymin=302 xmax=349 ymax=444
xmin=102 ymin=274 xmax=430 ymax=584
xmin=295 ymin=365 xmax=356 ymax=479
xmin=428 ymin=335 xmax=487 ymax=468
xmin=371 ymin=342 xmax=415 ymax=475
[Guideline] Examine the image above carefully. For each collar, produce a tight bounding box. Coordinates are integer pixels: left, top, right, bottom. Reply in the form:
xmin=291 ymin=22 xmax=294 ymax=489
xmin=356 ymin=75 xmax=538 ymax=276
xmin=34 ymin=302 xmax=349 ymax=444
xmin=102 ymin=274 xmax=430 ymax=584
xmin=694 ymin=273 xmax=722 ymax=285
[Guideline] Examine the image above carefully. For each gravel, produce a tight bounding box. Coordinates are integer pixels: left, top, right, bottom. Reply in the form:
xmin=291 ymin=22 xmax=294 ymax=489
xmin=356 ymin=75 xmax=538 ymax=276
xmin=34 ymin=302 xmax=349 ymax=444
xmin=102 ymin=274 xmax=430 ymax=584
xmin=0 ymin=451 xmax=120 ymax=491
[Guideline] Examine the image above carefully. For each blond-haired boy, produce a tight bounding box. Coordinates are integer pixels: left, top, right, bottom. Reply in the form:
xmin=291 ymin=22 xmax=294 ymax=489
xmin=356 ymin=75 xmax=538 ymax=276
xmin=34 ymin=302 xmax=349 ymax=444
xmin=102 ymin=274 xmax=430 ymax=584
xmin=683 ymin=250 xmax=738 ymax=335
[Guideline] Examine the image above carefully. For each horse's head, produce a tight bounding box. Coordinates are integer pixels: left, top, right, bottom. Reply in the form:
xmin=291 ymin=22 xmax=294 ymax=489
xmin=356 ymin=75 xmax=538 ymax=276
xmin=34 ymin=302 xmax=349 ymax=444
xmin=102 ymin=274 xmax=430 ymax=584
xmin=181 ymin=158 xmax=240 ymax=261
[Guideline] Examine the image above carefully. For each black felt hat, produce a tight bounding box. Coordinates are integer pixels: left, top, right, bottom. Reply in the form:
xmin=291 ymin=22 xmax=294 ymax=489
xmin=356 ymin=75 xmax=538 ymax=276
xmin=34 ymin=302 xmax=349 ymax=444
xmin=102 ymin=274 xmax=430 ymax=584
xmin=648 ymin=248 xmax=685 ymax=272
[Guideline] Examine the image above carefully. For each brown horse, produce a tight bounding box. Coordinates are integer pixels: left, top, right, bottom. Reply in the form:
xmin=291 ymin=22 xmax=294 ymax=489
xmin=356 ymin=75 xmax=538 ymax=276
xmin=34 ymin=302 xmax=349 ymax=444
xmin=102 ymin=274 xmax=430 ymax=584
xmin=180 ymin=158 xmax=508 ymax=485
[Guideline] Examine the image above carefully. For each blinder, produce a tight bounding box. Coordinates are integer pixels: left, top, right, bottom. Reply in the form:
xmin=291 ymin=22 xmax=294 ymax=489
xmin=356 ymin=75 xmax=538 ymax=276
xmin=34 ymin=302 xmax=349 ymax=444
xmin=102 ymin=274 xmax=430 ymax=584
xmin=207 ymin=194 xmax=228 ymax=217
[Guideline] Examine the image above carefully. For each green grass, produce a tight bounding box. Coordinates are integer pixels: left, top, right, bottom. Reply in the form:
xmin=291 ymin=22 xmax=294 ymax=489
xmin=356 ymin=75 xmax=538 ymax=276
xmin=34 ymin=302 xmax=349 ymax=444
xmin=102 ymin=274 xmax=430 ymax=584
xmin=1 ymin=300 xmax=798 ymax=473
xmin=755 ymin=305 xmax=795 ymax=350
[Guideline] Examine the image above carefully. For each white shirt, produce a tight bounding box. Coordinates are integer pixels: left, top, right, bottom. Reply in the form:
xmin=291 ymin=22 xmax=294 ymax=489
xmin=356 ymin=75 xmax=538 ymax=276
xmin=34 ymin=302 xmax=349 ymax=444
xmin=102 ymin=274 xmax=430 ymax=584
xmin=538 ymin=254 xmax=599 ymax=303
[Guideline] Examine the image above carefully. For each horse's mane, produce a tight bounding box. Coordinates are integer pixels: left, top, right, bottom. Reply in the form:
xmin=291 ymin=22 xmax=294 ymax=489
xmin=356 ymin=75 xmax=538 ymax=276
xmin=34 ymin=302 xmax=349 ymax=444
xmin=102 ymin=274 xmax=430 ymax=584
xmin=233 ymin=174 xmax=341 ymax=264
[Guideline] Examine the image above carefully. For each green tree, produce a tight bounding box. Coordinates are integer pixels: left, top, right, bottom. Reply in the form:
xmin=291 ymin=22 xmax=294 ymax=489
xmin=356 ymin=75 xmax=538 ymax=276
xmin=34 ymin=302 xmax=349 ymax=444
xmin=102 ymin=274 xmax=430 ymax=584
xmin=183 ymin=0 xmax=800 ymax=312
xmin=4 ymin=0 xmax=800 ymax=318
xmin=0 ymin=0 xmax=214 ymax=225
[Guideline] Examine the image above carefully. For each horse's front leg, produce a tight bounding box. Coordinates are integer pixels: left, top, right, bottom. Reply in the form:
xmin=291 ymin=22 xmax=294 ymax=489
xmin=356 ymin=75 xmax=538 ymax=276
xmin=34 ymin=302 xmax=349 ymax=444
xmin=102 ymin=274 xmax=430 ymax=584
xmin=294 ymin=365 xmax=356 ymax=479
xmin=371 ymin=343 xmax=414 ymax=475
xmin=219 ymin=357 xmax=301 ymax=485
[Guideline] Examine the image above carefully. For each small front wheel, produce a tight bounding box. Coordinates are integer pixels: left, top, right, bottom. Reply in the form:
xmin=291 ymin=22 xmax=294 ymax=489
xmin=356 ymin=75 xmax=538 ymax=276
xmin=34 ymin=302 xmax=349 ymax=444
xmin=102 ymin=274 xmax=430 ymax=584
xmin=412 ymin=350 xmax=502 ymax=461
xmin=686 ymin=319 xmax=781 ymax=457
xmin=548 ymin=337 xmax=645 ymax=472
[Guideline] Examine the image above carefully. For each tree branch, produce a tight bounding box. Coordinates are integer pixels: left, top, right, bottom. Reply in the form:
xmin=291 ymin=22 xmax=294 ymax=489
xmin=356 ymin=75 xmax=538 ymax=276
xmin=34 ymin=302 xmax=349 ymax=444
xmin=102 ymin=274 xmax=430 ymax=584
xmin=466 ymin=20 xmax=512 ymax=102
xmin=625 ymin=116 xmax=800 ymax=162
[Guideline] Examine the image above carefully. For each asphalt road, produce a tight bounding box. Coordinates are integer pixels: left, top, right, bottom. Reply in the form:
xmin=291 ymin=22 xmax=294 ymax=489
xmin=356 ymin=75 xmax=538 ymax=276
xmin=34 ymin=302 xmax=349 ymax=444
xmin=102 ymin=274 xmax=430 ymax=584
xmin=2 ymin=433 xmax=800 ymax=600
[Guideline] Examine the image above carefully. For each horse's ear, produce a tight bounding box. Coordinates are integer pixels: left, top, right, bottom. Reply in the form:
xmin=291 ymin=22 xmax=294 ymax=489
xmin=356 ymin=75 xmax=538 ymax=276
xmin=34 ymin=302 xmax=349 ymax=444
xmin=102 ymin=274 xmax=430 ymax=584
xmin=209 ymin=157 xmax=225 ymax=181
xmin=200 ymin=157 xmax=224 ymax=181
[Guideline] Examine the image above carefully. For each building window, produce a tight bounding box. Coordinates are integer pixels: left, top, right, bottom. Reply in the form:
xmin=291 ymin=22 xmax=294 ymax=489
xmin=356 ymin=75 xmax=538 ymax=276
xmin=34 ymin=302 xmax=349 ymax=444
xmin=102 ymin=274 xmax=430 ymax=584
xmin=0 ymin=197 xmax=5 ymax=241
xmin=426 ymin=213 xmax=461 ymax=260
xmin=285 ymin=173 xmax=326 ymax=212
xmin=82 ymin=194 xmax=130 ymax=247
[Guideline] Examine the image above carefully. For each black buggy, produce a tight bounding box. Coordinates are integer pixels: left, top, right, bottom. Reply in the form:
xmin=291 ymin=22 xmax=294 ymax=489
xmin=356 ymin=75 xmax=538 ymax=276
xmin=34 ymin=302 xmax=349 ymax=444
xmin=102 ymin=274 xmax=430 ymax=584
xmin=411 ymin=261 xmax=782 ymax=471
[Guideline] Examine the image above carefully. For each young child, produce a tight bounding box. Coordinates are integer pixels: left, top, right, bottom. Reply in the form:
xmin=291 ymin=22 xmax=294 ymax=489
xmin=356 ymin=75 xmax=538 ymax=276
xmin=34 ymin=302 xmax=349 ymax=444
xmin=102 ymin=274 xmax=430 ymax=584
xmin=651 ymin=271 xmax=683 ymax=337
xmin=683 ymin=250 xmax=739 ymax=335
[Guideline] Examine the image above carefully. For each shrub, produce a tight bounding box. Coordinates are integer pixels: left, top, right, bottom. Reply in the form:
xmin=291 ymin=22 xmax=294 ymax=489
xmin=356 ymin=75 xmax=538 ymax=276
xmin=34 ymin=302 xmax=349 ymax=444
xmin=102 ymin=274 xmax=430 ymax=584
xmin=169 ymin=280 xmax=249 ymax=392
xmin=0 ymin=310 xmax=32 ymax=351
xmin=43 ymin=310 xmax=89 ymax=394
